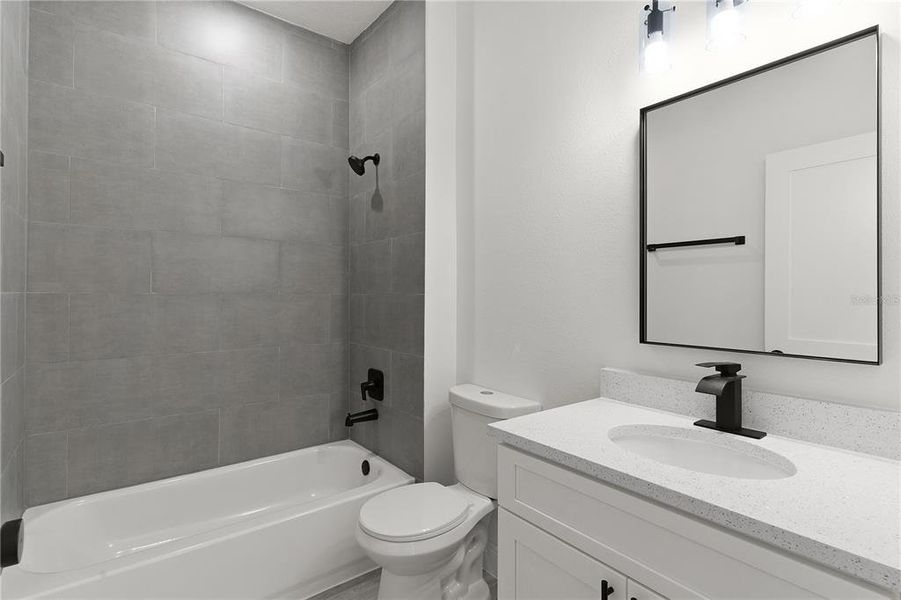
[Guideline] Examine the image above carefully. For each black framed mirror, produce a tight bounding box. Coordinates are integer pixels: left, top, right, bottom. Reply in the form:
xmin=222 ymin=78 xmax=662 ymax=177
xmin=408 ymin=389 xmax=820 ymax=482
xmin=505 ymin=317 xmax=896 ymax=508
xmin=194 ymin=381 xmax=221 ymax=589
xmin=640 ymin=27 xmax=881 ymax=365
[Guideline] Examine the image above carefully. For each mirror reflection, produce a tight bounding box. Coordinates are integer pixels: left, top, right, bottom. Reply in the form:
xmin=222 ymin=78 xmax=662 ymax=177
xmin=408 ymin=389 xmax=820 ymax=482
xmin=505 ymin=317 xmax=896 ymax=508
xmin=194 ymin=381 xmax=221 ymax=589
xmin=642 ymin=30 xmax=880 ymax=363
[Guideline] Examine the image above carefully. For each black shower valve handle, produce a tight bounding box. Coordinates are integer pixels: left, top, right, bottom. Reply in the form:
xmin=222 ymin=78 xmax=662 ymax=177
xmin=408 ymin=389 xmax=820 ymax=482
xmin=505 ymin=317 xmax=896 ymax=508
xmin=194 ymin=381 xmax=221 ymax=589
xmin=360 ymin=368 xmax=384 ymax=402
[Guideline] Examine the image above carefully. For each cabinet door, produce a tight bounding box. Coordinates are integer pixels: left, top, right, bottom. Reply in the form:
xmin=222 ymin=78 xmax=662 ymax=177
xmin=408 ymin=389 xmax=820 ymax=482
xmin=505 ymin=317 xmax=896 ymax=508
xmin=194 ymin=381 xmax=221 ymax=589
xmin=499 ymin=509 xmax=627 ymax=600
xmin=627 ymin=580 xmax=667 ymax=600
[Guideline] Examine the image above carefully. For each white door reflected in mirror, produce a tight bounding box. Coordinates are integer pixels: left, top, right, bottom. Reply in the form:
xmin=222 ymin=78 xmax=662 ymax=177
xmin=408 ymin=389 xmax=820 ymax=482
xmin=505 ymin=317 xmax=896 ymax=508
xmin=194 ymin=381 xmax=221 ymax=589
xmin=764 ymin=133 xmax=878 ymax=362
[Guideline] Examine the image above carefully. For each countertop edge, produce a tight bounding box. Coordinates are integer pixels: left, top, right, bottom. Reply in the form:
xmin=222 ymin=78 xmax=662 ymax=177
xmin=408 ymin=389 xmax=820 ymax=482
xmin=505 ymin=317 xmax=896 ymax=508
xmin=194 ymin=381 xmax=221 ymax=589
xmin=489 ymin=427 xmax=901 ymax=594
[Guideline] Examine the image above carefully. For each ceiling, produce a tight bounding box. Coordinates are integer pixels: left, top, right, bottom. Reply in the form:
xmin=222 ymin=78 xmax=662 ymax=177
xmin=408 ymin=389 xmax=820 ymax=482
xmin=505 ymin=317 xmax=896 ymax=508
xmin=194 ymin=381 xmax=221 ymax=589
xmin=238 ymin=1 xmax=393 ymax=45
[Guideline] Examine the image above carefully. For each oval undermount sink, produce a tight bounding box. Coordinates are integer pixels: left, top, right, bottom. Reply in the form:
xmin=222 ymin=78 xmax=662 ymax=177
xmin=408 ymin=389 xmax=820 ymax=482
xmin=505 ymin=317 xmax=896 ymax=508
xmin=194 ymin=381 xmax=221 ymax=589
xmin=608 ymin=425 xmax=796 ymax=480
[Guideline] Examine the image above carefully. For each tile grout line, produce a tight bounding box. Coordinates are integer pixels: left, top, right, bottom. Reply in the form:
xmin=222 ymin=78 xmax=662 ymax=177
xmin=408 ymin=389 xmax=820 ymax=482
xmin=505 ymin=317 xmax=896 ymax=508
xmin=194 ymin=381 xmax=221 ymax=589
xmin=216 ymin=407 xmax=222 ymax=467
xmin=63 ymin=430 xmax=69 ymax=500
xmin=66 ymin=293 xmax=71 ymax=362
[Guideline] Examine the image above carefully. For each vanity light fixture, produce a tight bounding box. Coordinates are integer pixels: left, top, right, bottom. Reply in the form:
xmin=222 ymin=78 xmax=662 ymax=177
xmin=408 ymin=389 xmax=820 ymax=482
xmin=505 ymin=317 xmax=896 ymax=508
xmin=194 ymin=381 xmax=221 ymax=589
xmin=641 ymin=0 xmax=676 ymax=74
xmin=707 ymin=0 xmax=749 ymax=51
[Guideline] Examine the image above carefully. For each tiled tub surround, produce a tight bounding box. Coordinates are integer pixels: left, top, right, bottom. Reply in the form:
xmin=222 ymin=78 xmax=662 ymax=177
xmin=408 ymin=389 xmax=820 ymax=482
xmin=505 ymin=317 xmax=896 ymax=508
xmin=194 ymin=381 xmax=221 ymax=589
xmin=1 ymin=0 xmax=30 ymax=523
xmin=24 ymin=1 xmax=351 ymax=505
xmin=346 ymin=1 xmax=425 ymax=480
xmin=489 ymin=400 xmax=901 ymax=593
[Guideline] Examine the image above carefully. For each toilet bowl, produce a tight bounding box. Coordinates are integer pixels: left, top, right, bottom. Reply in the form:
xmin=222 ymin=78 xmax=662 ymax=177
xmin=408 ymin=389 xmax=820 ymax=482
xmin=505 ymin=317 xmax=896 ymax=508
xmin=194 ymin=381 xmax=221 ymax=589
xmin=356 ymin=483 xmax=494 ymax=600
xmin=356 ymin=385 xmax=541 ymax=600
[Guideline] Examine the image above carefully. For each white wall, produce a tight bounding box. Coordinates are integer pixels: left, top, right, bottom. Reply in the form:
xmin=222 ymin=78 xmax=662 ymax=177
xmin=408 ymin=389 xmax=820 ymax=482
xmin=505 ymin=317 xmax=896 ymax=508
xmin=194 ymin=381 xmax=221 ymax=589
xmin=424 ymin=2 xmax=476 ymax=483
xmin=452 ymin=0 xmax=900 ymax=412
xmin=424 ymin=0 xmax=456 ymax=484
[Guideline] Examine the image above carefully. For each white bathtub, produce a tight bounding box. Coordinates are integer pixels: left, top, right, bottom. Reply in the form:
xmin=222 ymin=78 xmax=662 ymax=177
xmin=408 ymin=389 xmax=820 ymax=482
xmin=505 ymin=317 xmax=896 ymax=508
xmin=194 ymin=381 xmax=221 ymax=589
xmin=3 ymin=440 xmax=412 ymax=599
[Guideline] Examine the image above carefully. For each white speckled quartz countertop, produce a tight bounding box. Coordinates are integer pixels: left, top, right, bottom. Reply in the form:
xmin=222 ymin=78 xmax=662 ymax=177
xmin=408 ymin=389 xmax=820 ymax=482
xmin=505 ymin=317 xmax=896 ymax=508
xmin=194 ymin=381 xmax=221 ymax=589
xmin=488 ymin=398 xmax=901 ymax=593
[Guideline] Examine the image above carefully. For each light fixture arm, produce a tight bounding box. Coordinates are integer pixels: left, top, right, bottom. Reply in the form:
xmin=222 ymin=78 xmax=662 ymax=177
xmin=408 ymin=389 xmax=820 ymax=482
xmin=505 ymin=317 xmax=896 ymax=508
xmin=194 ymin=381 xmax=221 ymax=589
xmin=644 ymin=1 xmax=676 ymax=38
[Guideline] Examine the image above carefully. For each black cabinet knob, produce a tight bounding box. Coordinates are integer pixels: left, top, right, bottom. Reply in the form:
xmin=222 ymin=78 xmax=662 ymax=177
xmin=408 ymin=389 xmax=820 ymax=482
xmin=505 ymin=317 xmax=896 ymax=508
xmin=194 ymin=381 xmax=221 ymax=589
xmin=601 ymin=580 xmax=615 ymax=599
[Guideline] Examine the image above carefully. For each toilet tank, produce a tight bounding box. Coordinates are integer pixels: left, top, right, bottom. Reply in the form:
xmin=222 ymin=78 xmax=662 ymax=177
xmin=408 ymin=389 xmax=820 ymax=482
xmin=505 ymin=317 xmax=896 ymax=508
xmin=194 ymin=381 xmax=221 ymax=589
xmin=450 ymin=384 xmax=541 ymax=498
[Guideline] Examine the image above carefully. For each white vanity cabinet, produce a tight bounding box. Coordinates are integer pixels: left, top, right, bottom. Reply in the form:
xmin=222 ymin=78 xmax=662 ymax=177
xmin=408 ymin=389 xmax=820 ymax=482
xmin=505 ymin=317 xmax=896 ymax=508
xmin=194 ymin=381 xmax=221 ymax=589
xmin=501 ymin=510 xmax=627 ymax=599
xmin=497 ymin=445 xmax=895 ymax=600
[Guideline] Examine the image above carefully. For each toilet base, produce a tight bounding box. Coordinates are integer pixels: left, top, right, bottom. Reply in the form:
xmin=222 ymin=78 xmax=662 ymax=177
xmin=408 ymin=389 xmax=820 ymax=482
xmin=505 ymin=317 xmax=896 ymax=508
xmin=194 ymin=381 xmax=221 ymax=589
xmin=376 ymin=523 xmax=490 ymax=600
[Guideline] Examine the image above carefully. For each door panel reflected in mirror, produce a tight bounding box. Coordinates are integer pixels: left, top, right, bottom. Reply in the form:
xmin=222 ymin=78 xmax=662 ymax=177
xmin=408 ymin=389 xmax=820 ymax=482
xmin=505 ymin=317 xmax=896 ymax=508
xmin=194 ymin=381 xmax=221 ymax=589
xmin=641 ymin=29 xmax=880 ymax=364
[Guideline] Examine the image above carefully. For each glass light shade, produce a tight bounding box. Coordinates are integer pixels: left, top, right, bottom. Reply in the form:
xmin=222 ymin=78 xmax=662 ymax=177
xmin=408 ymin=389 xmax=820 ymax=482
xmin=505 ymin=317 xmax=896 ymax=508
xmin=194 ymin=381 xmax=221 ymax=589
xmin=644 ymin=31 xmax=671 ymax=74
xmin=640 ymin=1 xmax=675 ymax=74
xmin=707 ymin=0 xmax=748 ymax=52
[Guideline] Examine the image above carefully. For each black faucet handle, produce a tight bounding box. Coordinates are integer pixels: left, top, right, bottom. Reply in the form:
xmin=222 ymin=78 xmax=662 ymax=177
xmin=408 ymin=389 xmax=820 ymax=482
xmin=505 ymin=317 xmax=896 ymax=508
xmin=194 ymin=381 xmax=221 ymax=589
xmin=696 ymin=362 xmax=743 ymax=377
xmin=359 ymin=368 xmax=384 ymax=402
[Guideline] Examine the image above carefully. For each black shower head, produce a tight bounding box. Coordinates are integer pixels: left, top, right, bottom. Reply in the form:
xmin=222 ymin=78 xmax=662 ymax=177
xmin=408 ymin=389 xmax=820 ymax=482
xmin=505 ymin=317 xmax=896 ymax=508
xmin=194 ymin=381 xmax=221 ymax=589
xmin=347 ymin=153 xmax=380 ymax=176
xmin=348 ymin=156 xmax=365 ymax=176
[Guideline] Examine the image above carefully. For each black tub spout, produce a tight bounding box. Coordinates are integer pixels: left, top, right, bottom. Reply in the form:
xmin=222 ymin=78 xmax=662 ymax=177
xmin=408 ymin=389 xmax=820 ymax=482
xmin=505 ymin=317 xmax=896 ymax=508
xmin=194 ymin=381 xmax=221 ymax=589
xmin=345 ymin=408 xmax=378 ymax=427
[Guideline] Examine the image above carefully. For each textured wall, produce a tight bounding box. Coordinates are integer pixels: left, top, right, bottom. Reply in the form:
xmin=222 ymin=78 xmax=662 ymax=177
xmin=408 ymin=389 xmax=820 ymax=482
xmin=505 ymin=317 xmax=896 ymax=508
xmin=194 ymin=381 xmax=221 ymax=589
xmin=459 ymin=1 xmax=900 ymax=411
xmin=24 ymin=1 xmax=349 ymax=504
xmin=347 ymin=1 xmax=425 ymax=479
xmin=1 ymin=0 xmax=29 ymax=523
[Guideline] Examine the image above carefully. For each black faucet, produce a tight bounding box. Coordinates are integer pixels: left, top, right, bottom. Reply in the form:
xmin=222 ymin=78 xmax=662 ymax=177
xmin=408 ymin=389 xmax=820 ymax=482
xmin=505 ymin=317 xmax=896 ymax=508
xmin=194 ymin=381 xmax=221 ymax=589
xmin=693 ymin=362 xmax=766 ymax=439
xmin=346 ymin=368 xmax=385 ymax=427
xmin=345 ymin=408 xmax=379 ymax=427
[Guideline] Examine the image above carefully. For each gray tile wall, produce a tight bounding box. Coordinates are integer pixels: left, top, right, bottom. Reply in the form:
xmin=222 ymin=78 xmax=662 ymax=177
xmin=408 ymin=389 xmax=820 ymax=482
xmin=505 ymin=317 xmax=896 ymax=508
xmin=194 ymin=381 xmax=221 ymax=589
xmin=24 ymin=1 xmax=350 ymax=505
xmin=347 ymin=2 xmax=425 ymax=480
xmin=1 ymin=0 xmax=30 ymax=522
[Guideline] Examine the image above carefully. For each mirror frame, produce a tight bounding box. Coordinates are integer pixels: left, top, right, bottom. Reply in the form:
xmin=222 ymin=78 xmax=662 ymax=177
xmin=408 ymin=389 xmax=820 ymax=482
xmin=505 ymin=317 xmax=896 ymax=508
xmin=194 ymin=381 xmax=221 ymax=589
xmin=639 ymin=26 xmax=882 ymax=365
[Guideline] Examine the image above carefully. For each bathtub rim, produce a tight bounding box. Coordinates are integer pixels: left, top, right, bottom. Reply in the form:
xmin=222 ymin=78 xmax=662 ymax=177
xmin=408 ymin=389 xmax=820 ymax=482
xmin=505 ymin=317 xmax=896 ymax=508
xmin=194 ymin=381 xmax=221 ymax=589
xmin=11 ymin=440 xmax=412 ymax=587
xmin=24 ymin=439 xmax=400 ymax=521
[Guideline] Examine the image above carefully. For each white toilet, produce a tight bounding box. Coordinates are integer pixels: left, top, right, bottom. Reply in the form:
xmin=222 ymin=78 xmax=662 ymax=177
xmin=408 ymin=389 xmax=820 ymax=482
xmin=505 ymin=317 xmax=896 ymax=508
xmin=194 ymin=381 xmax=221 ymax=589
xmin=356 ymin=384 xmax=541 ymax=600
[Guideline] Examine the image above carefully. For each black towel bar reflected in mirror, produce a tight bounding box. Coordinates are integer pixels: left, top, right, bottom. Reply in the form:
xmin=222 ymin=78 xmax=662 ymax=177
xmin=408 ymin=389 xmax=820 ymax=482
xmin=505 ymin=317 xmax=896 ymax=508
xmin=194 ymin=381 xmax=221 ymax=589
xmin=646 ymin=235 xmax=745 ymax=252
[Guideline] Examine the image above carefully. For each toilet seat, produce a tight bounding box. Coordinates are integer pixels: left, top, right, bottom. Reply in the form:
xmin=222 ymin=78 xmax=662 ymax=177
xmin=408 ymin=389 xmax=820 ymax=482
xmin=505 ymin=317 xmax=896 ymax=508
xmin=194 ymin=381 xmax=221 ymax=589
xmin=359 ymin=483 xmax=470 ymax=542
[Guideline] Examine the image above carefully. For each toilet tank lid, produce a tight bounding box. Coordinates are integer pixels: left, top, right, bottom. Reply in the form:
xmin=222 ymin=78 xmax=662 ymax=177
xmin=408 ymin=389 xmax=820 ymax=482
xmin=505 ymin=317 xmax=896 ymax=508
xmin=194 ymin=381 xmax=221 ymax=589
xmin=449 ymin=384 xmax=541 ymax=419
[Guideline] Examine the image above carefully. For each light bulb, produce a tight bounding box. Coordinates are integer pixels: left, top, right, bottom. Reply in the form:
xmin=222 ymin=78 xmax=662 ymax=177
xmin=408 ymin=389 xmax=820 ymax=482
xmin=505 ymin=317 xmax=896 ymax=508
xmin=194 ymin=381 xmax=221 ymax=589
xmin=644 ymin=31 xmax=671 ymax=74
xmin=707 ymin=2 xmax=746 ymax=51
